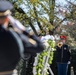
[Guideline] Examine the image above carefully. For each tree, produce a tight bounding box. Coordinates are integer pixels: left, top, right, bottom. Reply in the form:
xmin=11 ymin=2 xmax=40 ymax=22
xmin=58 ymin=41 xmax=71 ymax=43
xmin=9 ymin=0 xmax=56 ymax=35
xmin=56 ymin=0 xmax=76 ymax=46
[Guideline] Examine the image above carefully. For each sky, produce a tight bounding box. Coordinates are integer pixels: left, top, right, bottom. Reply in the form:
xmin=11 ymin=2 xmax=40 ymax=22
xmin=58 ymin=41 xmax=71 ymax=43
xmin=56 ymin=0 xmax=67 ymax=6
xmin=56 ymin=0 xmax=76 ymax=5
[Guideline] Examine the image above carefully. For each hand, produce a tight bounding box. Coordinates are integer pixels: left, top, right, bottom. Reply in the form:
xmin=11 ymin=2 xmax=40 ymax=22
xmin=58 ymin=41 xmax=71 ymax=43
xmin=68 ymin=61 xmax=71 ymax=64
xmin=8 ymin=15 xmax=25 ymax=31
xmin=14 ymin=20 xmax=26 ymax=31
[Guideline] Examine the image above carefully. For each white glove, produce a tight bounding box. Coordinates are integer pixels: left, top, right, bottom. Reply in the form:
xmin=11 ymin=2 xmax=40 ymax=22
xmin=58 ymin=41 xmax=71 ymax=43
xmin=67 ymin=61 xmax=71 ymax=64
xmin=8 ymin=15 xmax=25 ymax=31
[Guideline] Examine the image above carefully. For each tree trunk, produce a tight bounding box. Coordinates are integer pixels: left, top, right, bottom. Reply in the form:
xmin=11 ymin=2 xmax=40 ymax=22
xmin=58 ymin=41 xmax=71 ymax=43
xmin=29 ymin=19 xmax=38 ymax=36
xmin=49 ymin=0 xmax=55 ymax=25
xmin=33 ymin=6 xmax=44 ymax=32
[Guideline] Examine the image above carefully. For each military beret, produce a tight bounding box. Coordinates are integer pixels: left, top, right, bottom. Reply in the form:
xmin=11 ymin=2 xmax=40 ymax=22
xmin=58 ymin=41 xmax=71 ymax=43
xmin=60 ymin=35 xmax=67 ymax=40
xmin=0 ymin=0 xmax=13 ymax=16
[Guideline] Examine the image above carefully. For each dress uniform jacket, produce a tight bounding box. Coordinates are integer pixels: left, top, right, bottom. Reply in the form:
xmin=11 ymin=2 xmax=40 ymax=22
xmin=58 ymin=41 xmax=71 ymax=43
xmin=56 ymin=44 xmax=71 ymax=63
xmin=0 ymin=26 xmax=20 ymax=71
xmin=0 ymin=25 xmax=44 ymax=72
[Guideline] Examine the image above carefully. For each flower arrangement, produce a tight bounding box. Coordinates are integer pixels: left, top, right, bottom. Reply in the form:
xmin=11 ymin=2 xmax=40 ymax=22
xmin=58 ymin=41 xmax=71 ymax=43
xmin=33 ymin=39 xmax=56 ymax=75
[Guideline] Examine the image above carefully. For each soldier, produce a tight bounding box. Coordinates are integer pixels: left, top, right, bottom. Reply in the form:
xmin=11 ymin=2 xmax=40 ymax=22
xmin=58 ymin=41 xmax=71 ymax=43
xmin=0 ymin=1 xmax=44 ymax=75
xmin=56 ymin=35 xmax=71 ymax=75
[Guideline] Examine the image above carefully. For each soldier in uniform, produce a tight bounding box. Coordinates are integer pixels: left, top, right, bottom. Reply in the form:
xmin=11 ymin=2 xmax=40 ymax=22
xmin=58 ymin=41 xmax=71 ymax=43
xmin=0 ymin=1 xmax=44 ymax=75
xmin=56 ymin=35 xmax=71 ymax=75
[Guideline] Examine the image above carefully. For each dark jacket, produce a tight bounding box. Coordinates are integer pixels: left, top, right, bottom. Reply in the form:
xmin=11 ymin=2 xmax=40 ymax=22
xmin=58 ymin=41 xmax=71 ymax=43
xmin=0 ymin=26 xmax=20 ymax=71
xmin=0 ymin=25 xmax=44 ymax=71
xmin=56 ymin=44 xmax=71 ymax=63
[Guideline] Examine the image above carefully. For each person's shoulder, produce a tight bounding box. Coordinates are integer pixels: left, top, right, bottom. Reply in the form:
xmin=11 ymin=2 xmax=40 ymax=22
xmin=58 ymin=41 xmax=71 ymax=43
xmin=63 ymin=44 xmax=69 ymax=48
xmin=64 ymin=44 xmax=68 ymax=46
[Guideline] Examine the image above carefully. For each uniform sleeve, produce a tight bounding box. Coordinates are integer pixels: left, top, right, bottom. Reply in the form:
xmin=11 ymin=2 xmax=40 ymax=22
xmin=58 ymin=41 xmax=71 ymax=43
xmin=22 ymin=31 xmax=44 ymax=53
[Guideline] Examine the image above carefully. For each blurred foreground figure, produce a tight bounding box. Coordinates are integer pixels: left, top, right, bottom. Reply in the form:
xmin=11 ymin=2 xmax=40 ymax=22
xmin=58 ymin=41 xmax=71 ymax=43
xmin=0 ymin=1 xmax=44 ymax=75
xmin=56 ymin=35 xmax=71 ymax=75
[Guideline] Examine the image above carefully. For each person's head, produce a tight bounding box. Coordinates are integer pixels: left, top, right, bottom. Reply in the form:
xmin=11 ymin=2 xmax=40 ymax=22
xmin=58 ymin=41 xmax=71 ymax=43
xmin=0 ymin=1 xmax=13 ymax=25
xmin=60 ymin=35 xmax=67 ymax=44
